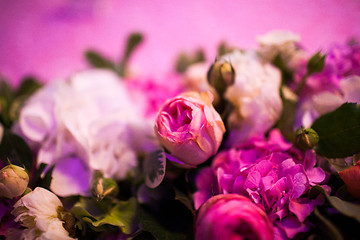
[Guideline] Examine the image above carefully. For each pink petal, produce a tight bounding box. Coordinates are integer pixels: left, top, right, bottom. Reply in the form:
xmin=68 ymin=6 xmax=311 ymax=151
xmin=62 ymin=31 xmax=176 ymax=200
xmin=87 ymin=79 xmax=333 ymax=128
xmin=289 ymin=198 xmax=314 ymax=222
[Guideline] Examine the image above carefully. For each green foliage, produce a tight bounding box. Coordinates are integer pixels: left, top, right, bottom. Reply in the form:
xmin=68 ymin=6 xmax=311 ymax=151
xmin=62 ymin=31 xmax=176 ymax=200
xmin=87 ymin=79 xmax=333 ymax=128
xmin=175 ymin=49 xmax=205 ymax=73
xmin=311 ymin=186 xmax=360 ymax=223
xmin=85 ymin=32 xmax=144 ymax=77
xmin=312 ymin=103 xmax=360 ymax=158
xmin=0 ymin=77 xmax=41 ymax=128
xmin=277 ymin=86 xmax=298 ymax=142
xmin=312 ymin=207 xmax=344 ymax=240
xmin=0 ymin=129 xmax=33 ymax=171
xmin=71 ymin=197 xmax=137 ymax=234
xmin=307 ymin=51 xmax=326 ymax=75
xmin=85 ymin=51 xmax=116 ymax=70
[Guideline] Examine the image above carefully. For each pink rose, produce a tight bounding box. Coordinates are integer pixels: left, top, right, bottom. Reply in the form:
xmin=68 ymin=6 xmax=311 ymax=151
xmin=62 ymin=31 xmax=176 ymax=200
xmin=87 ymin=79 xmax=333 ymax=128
xmin=155 ymin=92 xmax=225 ymax=168
xmin=339 ymin=160 xmax=360 ymax=200
xmin=195 ymin=194 xmax=273 ymax=240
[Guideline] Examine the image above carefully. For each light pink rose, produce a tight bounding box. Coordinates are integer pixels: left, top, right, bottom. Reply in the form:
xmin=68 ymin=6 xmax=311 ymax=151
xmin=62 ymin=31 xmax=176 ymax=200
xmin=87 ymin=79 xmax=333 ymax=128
xmin=155 ymin=91 xmax=225 ymax=168
xmin=195 ymin=194 xmax=273 ymax=240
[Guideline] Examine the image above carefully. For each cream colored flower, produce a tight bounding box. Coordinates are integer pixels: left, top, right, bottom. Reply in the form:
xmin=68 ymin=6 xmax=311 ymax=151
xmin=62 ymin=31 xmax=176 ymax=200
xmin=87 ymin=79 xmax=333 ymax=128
xmin=220 ymin=50 xmax=282 ymax=143
xmin=0 ymin=164 xmax=29 ymax=199
xmin=257 ymin=30 xmax=301 ymax=62
xmin=10 ymin=187 xmax=76 ymax=240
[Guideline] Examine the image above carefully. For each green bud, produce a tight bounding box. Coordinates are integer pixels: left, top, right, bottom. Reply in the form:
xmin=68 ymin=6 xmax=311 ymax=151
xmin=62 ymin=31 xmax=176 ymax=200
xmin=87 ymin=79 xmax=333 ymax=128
xmin=0 ymin=164 xmax=29 ymax=198
xmin=295 ymin=127 xmax=319 ymax=150
xmin=307 ymin=51 xmax=326 ymax=75
xmin=207 ymin=61 xmax=235 ymax=96
xmin=91 ymin=177 xmax=119 ymax=201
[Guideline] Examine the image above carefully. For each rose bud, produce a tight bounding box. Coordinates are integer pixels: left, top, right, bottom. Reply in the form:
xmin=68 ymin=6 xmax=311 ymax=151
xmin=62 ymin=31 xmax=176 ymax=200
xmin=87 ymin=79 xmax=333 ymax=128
xmin=295 ymin=127 xmax=319 ymax=150
xmin=207 ymin=61 xmax=235 ymax=96
xmin=0 ymin=164 xmax=29 ymax=199
xmin=155 ymin=91 xmax=225 ymax=168
xmin=339 ymin=160 xmax=360 ymax=200
xmin=195 ymin=194 xmax=273 ymax=240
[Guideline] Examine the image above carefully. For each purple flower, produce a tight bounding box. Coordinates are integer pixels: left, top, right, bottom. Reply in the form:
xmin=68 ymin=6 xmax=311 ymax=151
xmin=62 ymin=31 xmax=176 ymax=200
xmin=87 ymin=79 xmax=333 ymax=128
xmin=294 ymin=40 xmax=360 ymax=94
xmin=194 ymin=129 xmax=327 ymax=239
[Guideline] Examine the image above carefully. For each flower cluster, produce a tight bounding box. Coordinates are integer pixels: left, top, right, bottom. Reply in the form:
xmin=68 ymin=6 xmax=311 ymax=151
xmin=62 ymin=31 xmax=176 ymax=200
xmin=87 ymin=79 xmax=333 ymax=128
xmin=1 ymin=30 xmax=360 ymax=240
xmin=194 ymin=130 xmax=327 ymax=239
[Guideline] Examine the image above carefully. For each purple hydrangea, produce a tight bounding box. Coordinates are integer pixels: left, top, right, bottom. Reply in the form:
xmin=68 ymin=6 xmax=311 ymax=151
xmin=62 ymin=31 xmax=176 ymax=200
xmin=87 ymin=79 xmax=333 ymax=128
xmin=194 ymin=129 xmax=328 ymax=239
xmin=295 ymin=40 xmax=360 ymax=94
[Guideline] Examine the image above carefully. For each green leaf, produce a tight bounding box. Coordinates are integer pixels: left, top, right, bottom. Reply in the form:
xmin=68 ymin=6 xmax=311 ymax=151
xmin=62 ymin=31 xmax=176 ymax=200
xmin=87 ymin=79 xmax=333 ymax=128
xmin=174 ymin=188 xmax=194 ymax=212
xmin=307 ymin=51 xmax=326 ymax=75
xmin=123 ymin=33 xmax=143 ymax=61
xmin=71 ymin=197 xmax=137 ymax=234
xmin=144 ymin=148 xmax=166 ymax=188
xmin=311 ymin=102 xmax=360 ymax=158
xmin=313 ymin=207 xmax=344 ymax=240
xmin=85 ymin=50 xmax=116 ymax=70
xmin=272 ymin=54 xmax=294 ymax=84
xmin=14 ymin=77 xmax=42 ymax=98
xmin=0 ymin=81 xmax=14 ymax=128
xmin=0 ymin=129 xmax=33 ymax=171
xmin=311 ymin=186 xmax=360 ymax=223
xmin=89 ymin=198 xmax=136 ymax=234
xmin=277 ymin=86 xmax=299 ymax=142
xmin=175 ymin=49 xmax=205 ymax=73
xmin=118 ymin=33 xmax=143 ymax=76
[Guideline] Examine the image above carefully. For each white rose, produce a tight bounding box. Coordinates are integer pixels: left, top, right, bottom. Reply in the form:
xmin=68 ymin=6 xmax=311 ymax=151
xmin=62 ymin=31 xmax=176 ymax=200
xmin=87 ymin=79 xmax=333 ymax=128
xmin=220 ymin=50 xmax=282 ymax=143
xmin=257 ymin=30 xmax=301 ymax=62
xmin=10 ymin=187 xmax=75 ymax=240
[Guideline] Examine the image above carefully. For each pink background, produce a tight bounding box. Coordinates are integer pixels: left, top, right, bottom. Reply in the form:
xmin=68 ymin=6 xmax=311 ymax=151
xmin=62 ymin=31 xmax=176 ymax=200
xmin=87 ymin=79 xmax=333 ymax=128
xmin=1 ymin=0 xmax=360 ymax=86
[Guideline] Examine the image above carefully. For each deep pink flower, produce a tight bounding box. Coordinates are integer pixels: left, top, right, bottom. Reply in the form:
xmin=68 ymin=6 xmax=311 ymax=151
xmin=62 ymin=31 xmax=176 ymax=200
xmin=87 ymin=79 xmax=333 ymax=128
xmin=339 ymin=160 xmax=360 ymax=200
xmin=194 ymin=129 xmax=326 ymax=239
xmin=125 ymin=74 xmax=183 ymax=118
xmin=195 ymin=194 xmax=273 ymax=240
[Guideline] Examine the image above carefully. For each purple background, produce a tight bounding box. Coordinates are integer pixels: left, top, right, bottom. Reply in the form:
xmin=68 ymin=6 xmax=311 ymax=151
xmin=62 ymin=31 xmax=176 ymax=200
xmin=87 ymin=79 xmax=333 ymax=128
xmin=1 ymin=0 xmax=360 ymax=86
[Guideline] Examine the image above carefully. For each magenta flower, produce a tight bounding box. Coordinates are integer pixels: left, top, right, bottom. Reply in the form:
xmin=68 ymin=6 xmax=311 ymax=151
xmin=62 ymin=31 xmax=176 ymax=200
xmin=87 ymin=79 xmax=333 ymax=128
xmin=155 ymin=92 xmax=225 ymax=168
xmin=195 ymin=194 xmax=273 ymax=240
xmin=194 ymin=129 xmax=326 ymax=239
xmin=294 ymin=40 xmax=360 ymax=94
xmin=125 ymin=74 xmax=183 ymax=118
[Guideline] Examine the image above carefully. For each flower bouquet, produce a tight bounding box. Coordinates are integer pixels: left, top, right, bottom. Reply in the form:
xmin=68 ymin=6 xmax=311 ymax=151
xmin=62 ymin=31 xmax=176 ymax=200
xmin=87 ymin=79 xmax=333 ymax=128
xmin=1 ymin=30 xmax=360 ymax=240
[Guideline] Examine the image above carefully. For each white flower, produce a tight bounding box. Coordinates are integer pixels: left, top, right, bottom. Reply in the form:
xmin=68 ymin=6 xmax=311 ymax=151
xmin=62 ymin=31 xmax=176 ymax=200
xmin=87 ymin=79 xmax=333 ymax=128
xmin=257 ymin=30 xmax=301 ymax=62
xmin=10 ymin=187 xmax=75 ymax=240
xmin=220 ymin=50 xmax=282 ymax=143
xmin=17 ymin=69 xmax=153 ymax=196
xmin=296 ymin=75 xmax=360 ymax=128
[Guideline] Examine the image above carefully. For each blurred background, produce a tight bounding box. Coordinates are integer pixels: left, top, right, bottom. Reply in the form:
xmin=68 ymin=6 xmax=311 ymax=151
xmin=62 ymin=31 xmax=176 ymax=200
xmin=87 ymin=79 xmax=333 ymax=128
xmin=1 ymin=0 xmax=360 ymax=86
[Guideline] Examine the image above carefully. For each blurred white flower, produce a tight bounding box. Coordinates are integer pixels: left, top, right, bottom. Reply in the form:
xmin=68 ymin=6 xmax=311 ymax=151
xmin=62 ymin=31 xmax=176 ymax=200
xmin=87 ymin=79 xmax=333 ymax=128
xmin=221 ymin=50 xmax=282 ymax=143
xmin=17 ymin=69 xmax=154 ymax=196
xmin=257 ymin=30 xmax=301 ymax=62
xmin=10 ymin=187 xmax=75 ymax=240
